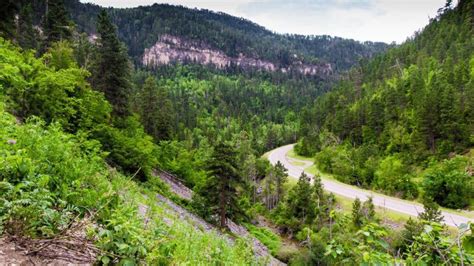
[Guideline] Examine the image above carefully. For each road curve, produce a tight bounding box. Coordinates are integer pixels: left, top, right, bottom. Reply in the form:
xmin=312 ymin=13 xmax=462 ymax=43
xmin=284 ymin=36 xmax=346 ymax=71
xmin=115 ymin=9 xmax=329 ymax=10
xmin=268 ymin=144 xmax=473 ymax=228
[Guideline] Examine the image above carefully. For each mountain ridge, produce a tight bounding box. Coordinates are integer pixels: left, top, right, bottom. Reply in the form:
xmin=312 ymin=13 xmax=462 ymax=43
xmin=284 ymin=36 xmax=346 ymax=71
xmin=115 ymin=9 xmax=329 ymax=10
xmin=64 ymin=0 xmax=388 ymax=74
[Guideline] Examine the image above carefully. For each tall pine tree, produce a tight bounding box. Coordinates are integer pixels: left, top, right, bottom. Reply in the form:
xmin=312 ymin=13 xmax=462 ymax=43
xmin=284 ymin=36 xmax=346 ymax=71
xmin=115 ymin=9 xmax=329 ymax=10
xmin=274 ymin=161 xmax=288 ymax=204
xmin=197 ymin=142 xmax=246 ymax=228
xmin=91 ymin=10 xmax=131 ymax=118
xmin=17 ymin=4 xmax=39 ymax=50
xmin=287 ymin=172 xmax=313 ymax=224
xmin=43 ymin=0 xmax=73 ymax=48
xmin=0 ymin=0 xmax=20 ymax=40
xmin=139 ymin=76 xmax=174 ymax=141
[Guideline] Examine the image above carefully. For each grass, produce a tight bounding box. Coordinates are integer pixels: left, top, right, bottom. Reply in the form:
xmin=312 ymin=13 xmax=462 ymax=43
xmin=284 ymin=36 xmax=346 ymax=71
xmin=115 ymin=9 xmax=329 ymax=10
xmin=107 ymin=173 xmax=261 ymax=264
xmin=261 ymin=151 xmax=271 ymax=160
xmin=287 ymin=149 xmax=311 ymax=161
xmin=287 ymin=159 xmax=306 ymax=166
xmin=245 ymin=223 xmax=282 ymax=256
xmin=333 ymin=194 xmax=411 ymax=225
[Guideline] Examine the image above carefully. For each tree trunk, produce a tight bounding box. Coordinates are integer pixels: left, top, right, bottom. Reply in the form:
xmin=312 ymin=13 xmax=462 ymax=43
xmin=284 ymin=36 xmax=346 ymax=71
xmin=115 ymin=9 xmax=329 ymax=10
xmin=219 ymin=183 xmax=227 ymax=228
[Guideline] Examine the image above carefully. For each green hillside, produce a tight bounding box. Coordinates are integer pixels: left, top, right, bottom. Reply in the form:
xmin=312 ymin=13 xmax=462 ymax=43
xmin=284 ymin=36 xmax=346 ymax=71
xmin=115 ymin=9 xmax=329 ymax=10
xmin=36 ymin=0 xmax=388 ymax=70
xmin=297 ymin=0 xmax=474 ymax=208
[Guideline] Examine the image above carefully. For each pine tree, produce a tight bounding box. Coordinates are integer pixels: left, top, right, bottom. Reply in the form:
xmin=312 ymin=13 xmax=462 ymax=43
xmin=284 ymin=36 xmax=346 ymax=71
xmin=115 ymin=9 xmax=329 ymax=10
xmin=17 ymin=4 xmax=39 ymax=50
xmin=419 ymin=198 xmax=444 ymax=223
xmin=352 ymin=197 xmax=363 ymax=227
xmin=43 ymin=0 xmax=73 ymax=48
xmin=199 ymin=142 xmax=245 ymax=228
xmin=274 ymin=161 xmax=288 ymax=204
xmin=73 ymin=33 xmax=94 ymax=69
xmin=0 ymin=0 xmax=19 ymax=40
xmin=91 ymin=10 xmax=131 ymax=118
xmin=140 ymin=76 xmax=174 ymax=141
xmin=362 ymin=197 xmax=376 ymax=221
xmin=312 ymin=174 xmax=328 ymax=225
xmin=242 ymin=154 xmax=258 ymax=203
xmin=313 ymin=174 xmax=324 ymax=204
xmin=399 ymin=218 xmax=424 ymax=253
xmin=287 ymin=172 xmax=313 ymax=223
xmin=264 ymin=168 xmax=276 ymax=209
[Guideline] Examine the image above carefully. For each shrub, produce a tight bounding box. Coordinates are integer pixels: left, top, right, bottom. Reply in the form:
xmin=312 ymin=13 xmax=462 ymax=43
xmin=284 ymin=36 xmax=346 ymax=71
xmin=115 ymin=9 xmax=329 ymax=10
xmin=374 ymin=155 xmax=418 ymax=199
xmin=0 ymin=38 xmax=111 ymax=132
xmin=422 ymin=156 xmax=473 ymax=209
xmin=91 ymin=116 xmax=157 ymax=180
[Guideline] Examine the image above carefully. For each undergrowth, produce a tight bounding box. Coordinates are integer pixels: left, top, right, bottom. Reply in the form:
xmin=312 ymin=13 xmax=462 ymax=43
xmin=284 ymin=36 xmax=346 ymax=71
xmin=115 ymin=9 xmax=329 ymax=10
xmin=0 ymin=103 xmax=259 ymax=264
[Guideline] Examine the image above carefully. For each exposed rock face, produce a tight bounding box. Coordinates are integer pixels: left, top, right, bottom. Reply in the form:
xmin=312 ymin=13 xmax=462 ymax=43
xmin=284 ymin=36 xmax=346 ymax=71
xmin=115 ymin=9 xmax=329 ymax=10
xmin=142 ymin=35 xmax=333 ymax=76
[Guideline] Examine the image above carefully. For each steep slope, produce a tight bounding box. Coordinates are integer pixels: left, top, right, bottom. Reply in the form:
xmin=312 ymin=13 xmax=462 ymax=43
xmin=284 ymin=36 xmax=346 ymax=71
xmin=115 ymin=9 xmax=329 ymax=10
xmin=63 ymin=0 xmax=387 ymax=73
xmin=297 ymin=0 xmax=474 ymax=207
xmin=153 ymin=170 xmax=283 ymax=265
xmin=0 ymin=38 xmax=259 ymax=265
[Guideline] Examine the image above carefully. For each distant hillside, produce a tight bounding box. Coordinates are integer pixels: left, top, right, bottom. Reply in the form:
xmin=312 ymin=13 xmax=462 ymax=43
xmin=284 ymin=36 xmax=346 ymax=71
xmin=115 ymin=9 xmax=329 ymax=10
xmin=63 ymin=0 xmax=388 ymax=74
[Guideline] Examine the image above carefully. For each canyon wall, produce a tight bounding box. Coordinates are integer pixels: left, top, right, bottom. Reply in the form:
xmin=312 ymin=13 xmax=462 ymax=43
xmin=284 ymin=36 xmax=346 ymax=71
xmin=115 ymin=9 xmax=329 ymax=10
xmin=142 ymin=35 xmax=333 ymax=76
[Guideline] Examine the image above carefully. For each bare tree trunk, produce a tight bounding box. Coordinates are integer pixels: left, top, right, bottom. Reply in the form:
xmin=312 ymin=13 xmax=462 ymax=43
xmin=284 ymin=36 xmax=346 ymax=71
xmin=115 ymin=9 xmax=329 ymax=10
xmin=252 ymin=173 xmax=256 ymax=204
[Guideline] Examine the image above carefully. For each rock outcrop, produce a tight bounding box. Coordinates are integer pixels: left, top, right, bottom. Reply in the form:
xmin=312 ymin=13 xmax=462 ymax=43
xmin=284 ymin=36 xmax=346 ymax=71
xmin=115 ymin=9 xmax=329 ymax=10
xmin=142 ymin=35 xmax=333 ymax=76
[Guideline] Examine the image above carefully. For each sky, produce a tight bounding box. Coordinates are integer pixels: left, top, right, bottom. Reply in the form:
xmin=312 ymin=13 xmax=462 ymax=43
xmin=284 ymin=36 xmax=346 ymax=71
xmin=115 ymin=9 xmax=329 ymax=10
xmin=80 ymin=0 xmax=450 ymax=43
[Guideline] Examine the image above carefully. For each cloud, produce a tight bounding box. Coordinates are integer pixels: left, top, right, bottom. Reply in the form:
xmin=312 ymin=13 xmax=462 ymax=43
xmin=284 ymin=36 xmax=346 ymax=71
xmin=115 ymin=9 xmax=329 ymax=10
xmin=237 ymin=0 xmax=375 ymax=16
xmin=81 ymin=0 xmax=447 ymax=43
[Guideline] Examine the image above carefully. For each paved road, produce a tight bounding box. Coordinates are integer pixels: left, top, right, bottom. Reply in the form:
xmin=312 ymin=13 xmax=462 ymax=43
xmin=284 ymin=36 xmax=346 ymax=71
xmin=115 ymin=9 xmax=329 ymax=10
xmin=268 ymin=144 xmax=474 ymax=228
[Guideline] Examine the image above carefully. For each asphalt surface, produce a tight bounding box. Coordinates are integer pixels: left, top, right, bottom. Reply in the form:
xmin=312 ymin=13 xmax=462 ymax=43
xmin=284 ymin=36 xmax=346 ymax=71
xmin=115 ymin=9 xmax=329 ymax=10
xmin=267 ymin=144 xmax=474 ymax=227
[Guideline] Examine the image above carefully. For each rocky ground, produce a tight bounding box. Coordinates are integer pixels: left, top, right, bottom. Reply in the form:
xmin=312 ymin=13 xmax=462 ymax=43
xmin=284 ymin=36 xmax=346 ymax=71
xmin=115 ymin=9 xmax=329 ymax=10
xmin=153 ymin=170 xmax=285 ymax=266
xmin=0 ymin=219 xmax=97 ymax=266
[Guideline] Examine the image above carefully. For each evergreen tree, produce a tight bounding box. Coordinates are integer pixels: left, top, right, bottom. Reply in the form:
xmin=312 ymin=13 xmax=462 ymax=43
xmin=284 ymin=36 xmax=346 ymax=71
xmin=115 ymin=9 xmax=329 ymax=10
xmin=43 ymin=0 xmax=73 ymax=48
xmin=352 ymin=197 xmax=363 ymax=227
xmin=264 ymin=168 xmax=276 ymax=209
xmin=16 ymin=4 xmax=39 ymax=50
xmin=73 ymin=33 xmax=94 ymax=69
xmin=312 ymin=174 xmax=328 ymax=226
xmin=242 ymin=154 xmax=258 ymax=203
xmin=198 ymin=142 xmax=245 ymax=228
xmin=274 ymin=161 xmax=288 ymax=204
xmin=91 ymin=10 xmax=131 ymax=118
xmin=140 ymin=76 xmax=174 ymax=141
xmin=362 ymin=197 xmax=376 ymax=221
xmin=312 ymin=174 xmax=324 ymax=204
xmin=419 ymin=198 xmax=444 ymax=223
xmin=398 ymin=218 xmax=424 ymax=253
xmin=287 ymin=172 xmax=313 ymax=224
xmin=0 ymin=0 xmax=20 ymax=40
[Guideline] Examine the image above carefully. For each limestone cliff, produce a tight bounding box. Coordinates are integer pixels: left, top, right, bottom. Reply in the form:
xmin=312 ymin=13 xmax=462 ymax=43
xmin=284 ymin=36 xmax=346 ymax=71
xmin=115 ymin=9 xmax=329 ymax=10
xmin=142 ymin=35 xmax=333 ymax=76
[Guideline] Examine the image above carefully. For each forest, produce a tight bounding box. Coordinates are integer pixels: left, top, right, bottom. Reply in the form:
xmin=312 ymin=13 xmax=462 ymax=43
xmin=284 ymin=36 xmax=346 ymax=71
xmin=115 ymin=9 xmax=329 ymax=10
xmin=0 ymin=0 xmax=473 ymax=264
xmin=297 ymin=0 xmax=474 ymax=209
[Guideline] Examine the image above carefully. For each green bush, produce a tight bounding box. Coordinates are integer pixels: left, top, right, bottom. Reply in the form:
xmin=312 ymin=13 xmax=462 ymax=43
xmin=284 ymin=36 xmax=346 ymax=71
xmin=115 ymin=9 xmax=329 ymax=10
xmin=374 ymin=155 xmax=418 ymax=199
xmin=422 ymin=156 xmax=473 ymax=209
xmin=0 ymin=38 xmax=111 ymax=132
xmin=0 ymin=105 xmax=112 ymax=237
xmin=91 ymin=116 xmax=157 ymax=180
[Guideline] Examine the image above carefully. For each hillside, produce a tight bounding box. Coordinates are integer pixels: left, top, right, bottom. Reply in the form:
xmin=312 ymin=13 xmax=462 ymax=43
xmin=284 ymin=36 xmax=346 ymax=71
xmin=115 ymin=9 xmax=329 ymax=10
xmin=64 ymin=0 xmax=388 ymax=73
xmin=0 ymin=38 xmax=277 ymax=264
xmin=297 ymin=0 xmax=474 ymax=208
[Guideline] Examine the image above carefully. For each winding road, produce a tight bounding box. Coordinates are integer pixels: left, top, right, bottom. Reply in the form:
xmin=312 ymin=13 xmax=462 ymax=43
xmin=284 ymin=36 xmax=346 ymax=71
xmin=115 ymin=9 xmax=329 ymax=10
xmin=268 ymin=144 xmax=474 ymax=228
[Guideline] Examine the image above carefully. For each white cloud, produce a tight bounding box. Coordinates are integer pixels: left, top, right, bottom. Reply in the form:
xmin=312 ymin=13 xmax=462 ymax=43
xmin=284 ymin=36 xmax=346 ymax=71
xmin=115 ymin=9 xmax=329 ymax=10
xmin=80 ymin=0 xmax=449 ymax=43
